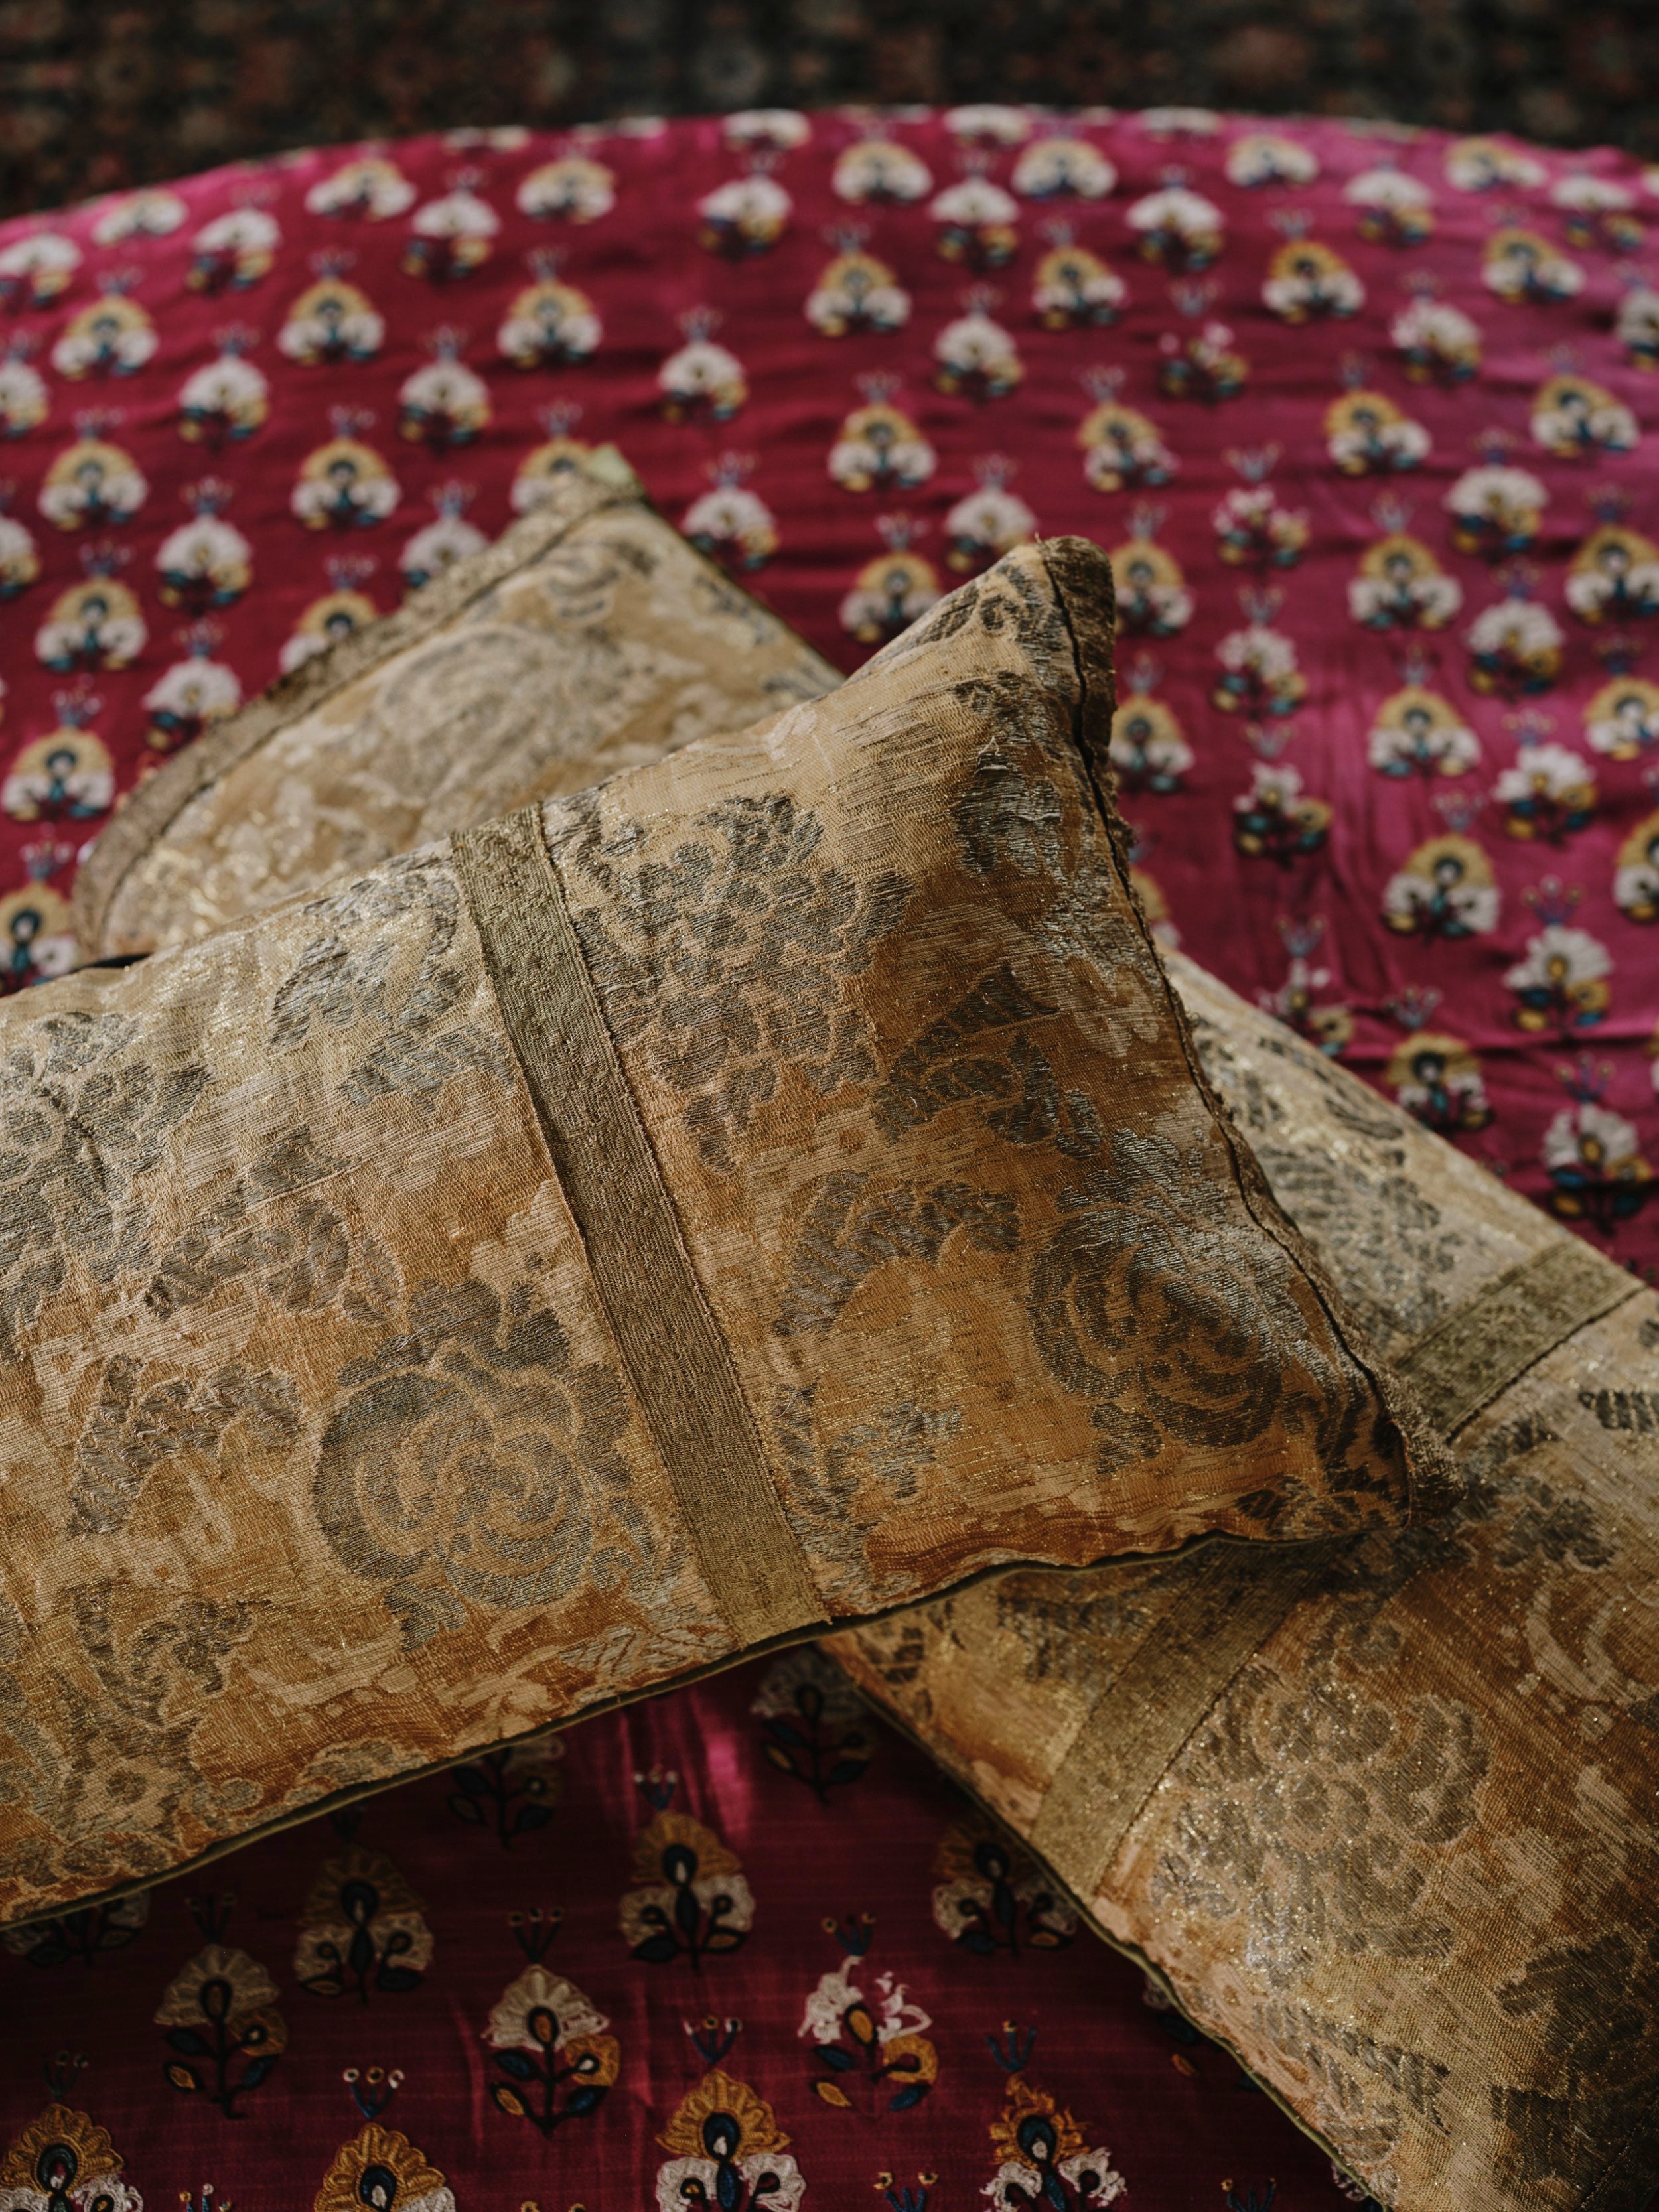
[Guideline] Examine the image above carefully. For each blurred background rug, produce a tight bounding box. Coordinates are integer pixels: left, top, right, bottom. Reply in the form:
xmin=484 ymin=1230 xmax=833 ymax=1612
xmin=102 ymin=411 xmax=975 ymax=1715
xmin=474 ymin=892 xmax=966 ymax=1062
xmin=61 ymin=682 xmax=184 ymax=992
xmin=0 ymin=0 xmax=1653 ymax=216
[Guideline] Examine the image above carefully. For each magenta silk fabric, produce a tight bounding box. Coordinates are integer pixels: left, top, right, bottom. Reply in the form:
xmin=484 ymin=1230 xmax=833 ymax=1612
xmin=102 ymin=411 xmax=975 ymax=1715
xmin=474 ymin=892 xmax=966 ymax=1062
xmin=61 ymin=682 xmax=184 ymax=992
xmin=0 ymin=107 xmax=1654 ymax=1265
xmin=0 ymin=105 xmax=1656 ymax=2209
xmin=3 ymin=1655 xmax=1356 ymax=2212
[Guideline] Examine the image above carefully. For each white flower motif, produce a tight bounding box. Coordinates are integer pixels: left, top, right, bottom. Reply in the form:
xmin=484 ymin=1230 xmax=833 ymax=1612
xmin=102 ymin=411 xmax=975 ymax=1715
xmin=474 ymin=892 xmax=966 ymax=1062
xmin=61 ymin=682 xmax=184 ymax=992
xmin=1381 ymin=859 xmax=1500 ymax=936
xmin=1532 ymin=386 xmax=1638 ymax=454
xmin=193 ymin=206 xmax=280 ymax=257
xmin=279 ymin=293 xmax=384 ymax=365
xmin=799 ymin=1966 xmax=863 ymax=2044
xmin=401 ymin=512 xmax=488 ymax=586
xmin=659 ymin=337 xmax=746 ymax=409
xmin=1551 ymin=173 xmax=1635 ymax=212
xmin=411 ymin=188 xmax=500 ymax=240
xmin=1494 ymin=743 xmax=1594 ymax=806
xmin=1141 ymin=105 xmax=1221 ymax=135
xmin=1367 ymin=703 xmax=1479 ymax=776
xmin=1327 ymin=408 xmax=1429 ymax=473
xmin=38 ymin=454 xmax=149 ymax=530
xmin=1567 ymin=543 xmax=1659 ymax=620
xmin=291 ymin=462 xmax=399 ymax=528
xmin=0 ymin=513 xmax=35 ymax=577
xmin=944 ymin=104 xmax=1031 ymax=143
xmin=399 ymin=358 xmax=491 ymax=422
xmin=91 ymin=188 xmax=186 ymax=242
xmin=798 ymin=1965 xmax=932 ymax=2045
xmin=1344 ymin=166 xmax=1434 ymax=213
xmin=1484 ymin=238 xmax=1583 ymax=302
xmin=1588 ymin=686 xmax=1659 ymax=757
xmin=1504 ymin=923 xmax=1611 ymax=993
xmin=516 ymin=157 xmax=615 ymax=222
xmin=1127 ymin=185 xmax=1223 ymax=241
xmin=1465 ymin=598 xmax=1563 ymax=659
xmin=933 ymin=308 xmax=1021 ymax=381
xmin=1227 ymin=133 xmax=1319 ymax=186
xmin=1217 ymin=622 xmax=1299 ymax=682
xmin=724 ymin=109 xmax=810 ymax=151
xmin=946 ymin=483 xmax=1036 ymax=555
xmin=1617 ymin=285 xmax=1659 ymax=358
xmin=680 ymin=484 xmax=776 ymax=563
xmin=35 ymin=600 xmax=146 ymax=670
xmin=1542 ymin=1101 xmax=1640 ymax=1170
xmin=1033 ymin=256 xmax=1125 ymax=322
xmin=806 ymin=262 xmax=910 ymax=334
xmin=826 ymin=422 xmax=933 ymax=489
xmin=485 ymin=1963 xmax=608 ymax=2050
xmin=1445 ymin=139 xmax=1547 ymax=192
xmin=178 ymin=351 xmax=269 ymax=425
xmin=0 ymin=231 xmax=80 ymax=287
xmin=155 ymin=514 xmax=252 ymax=590
xmin=1011 ymin=138 xmax=1116 ymax=199
xmin=306 ymin=160 xmax=417 ymax=218
xmin=0 ymin=357 xmax=48 ymax=433
xmin=1390 ymin=295 xmax=1480 ymax=360
xmin=832 ymin=141 xmax=932 ymax=204
xmin=1445 ymin=462 xmax=1547 ymax=530
xmin=1262 ymin=258 xmax=1364 ymax=319
xmin=142 ymin=656 xmax=242 ymax=722
xmin=656 ymin=2156 xmax=805 ymax=2212
xmin=1615 ymin=845 xmax=1659 ymax=919
xmin=699 ymin=173 xmax=793 ymax=237
xmin=930 ymin=177 xmax=1019 ymax=228
xmin=839 ymin=566 xmax=941 ymax=636
xmin=1349 ymin=567 xmax=1462 ymax=627
xmin=51 ymin=312 xmax=156 ymax=378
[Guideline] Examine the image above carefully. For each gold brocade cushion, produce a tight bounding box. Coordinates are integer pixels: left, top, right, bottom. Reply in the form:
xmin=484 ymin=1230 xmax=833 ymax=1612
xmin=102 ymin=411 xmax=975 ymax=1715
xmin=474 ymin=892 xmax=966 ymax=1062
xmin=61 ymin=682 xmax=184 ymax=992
xmin=831 ymin=951 xmax=1659 ymax=2212
xmin=0 ymin=541 xmax=1439 ymax=1925
xmin=72 ymin=447 xmax=839 ymax=961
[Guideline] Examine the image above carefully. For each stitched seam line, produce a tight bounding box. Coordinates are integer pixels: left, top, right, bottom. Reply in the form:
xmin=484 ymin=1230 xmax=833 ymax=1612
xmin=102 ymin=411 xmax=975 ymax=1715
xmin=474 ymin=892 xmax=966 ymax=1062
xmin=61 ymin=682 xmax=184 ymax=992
xmin=452 ymin=805 xmax=826 ymax=1651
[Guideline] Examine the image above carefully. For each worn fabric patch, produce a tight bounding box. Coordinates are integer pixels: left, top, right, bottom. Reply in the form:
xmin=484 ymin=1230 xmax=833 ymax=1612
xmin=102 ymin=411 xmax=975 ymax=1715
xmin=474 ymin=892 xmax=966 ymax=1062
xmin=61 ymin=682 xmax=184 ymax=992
xmin=832 ymin=951 xmax=1659 ymax=2212
xmin=0 ymin=540 xmax=1434 ymax=1927
xmin=76 ymin=449 xmax=838 ymax=960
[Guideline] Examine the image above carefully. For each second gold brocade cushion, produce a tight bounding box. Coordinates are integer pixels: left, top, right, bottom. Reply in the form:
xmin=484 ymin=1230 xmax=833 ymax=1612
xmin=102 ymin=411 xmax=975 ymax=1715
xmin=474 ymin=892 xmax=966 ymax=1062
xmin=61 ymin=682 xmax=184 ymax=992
xmin=72 ymin=447 xmax=839 ymax=961
xmin=0 ymin=539 xmax=1439 ymax=1925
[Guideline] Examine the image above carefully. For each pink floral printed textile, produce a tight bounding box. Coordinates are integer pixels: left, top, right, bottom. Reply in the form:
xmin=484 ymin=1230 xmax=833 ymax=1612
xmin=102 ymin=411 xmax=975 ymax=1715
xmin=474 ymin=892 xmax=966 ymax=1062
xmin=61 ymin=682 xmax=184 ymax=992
xmin=0 ymin=106 xmax=1655 ymax=1273
xmin=2 ymin=103 xmax=1659 ymax=2211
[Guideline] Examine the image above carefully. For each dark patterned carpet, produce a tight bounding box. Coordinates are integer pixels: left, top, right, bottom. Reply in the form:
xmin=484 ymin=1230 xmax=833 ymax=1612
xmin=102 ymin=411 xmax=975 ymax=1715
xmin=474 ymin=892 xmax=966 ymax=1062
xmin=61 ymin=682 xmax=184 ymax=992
xmin=0 ymin=0 xmax=1650 ymax=214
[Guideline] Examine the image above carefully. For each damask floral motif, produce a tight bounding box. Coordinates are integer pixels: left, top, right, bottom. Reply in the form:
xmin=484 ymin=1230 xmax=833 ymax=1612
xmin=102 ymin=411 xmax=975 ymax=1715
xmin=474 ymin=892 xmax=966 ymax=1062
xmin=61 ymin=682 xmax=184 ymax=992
xmin=313 ymin=1266 xmax=633 ymax=1639
xmin=0 ymin=1001 xmax=207 ymax=1357
xmin=563 ymin=790 xmax=912 ymax=1172
xmin=293 ymin=1847 xmax=433 ymax=2002
xmin=1149 ymin=1658 xmax=1494 ymax=1976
